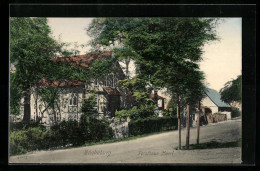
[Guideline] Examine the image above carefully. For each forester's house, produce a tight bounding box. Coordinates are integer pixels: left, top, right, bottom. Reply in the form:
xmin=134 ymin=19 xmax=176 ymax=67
xmin=18 ymin=51 xmax=135 ymax=127
xmin=200 ymin=88 xmax=231 ymax=119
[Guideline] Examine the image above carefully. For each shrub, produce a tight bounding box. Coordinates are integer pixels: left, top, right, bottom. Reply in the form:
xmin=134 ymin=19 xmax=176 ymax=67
xmin=9 ymin=129 xmax=28 ymax=156
xmin=129 ymin=116 xmax=178 ymax=136
xmin=50 ymin=116 xmax=113 ymax=147
xmin=87 ymin=117 xmax=113 ymax=141
xmin=9 ymin=120 xmax=45 ymax=132
xmin=10 ymin=117 xmax=114 ymax=156
xmin=9 ymin=126 xmax=50 ymax=156
xmin=231 ymin=107 xmax=241 ymax=118
xmin=115 ymin=104 xmax=156 ymax=120
xmin=50 ymin=120 xmax=82 ymax=146
xmin=164 ymin=98 xmax=177 ymax=117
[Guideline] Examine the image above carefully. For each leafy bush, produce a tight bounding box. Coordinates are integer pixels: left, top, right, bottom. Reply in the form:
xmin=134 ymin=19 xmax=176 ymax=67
xmin=10 ymin=117 xmax=114 ymax=156
xmin=50 ymin=120 xmax=82 ymax=146
xmin=115 ymin=104 xmax=156 ymax=120
xmin=10 ymin=120 xmax=46 ymax=132
xmin=129 ymin=116 xmax=178 ymax=136
xmin=9 ymin=126 xmax=50 ymax=156
xmin=231 ymin=107 xmax=241 ymax=118
xmin=164 ymin=98 xmax=177 ymax=117
xmin=50 ymin=116 xmax=113 ymax=147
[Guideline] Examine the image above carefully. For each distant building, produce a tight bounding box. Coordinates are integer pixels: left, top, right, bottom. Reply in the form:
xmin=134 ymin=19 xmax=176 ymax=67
xmin=150 ymin=90 xmax=165 ymax=117
xmin=201 ymin=88 xmax=231 ymax=118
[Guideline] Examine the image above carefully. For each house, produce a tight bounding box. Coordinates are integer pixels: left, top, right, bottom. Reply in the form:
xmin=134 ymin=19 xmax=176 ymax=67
xmin=200 ymin=88 xmax=232 ymax=119
xmin=18 ymin=51 xmax=133 ymax=127
xmin=150 ymin=90 xmax=165 ymax=117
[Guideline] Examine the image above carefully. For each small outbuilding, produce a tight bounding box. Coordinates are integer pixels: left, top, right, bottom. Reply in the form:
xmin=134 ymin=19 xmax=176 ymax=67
xmin=201 ymin=88 xmax=231 ymax=118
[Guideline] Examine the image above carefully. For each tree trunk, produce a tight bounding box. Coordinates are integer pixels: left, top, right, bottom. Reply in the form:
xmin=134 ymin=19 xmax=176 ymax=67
xmin=177 ymin=97 xmax=181 ymax=149
xmin=35 ymin=89 xmax=39 ymax=122
xmin=53 ymin=106 xmax=57 ymax=124
xmin=197 ymin=114 xmax=200 ymax=144
xmin=197 ymin=101 xmax=201 ymax=144
xmin=186 ymin=104 xmax=190 ymax=149
xmin=22 ymin=90 xmax=31 ymax=122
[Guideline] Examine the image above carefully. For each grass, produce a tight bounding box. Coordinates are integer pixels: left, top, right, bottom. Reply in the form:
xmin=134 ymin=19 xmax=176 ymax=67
xmin=175 ymin=138 xmax=241 ymax=150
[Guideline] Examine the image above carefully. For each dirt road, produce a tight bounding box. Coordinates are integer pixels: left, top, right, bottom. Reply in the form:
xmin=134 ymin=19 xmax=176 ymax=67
xmin=9 ymin=118 xmax=241 ymax=164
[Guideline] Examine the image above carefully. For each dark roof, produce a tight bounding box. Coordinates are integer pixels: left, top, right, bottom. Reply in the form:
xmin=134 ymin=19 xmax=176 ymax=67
xmin=103 ymin=86 xmax=121 ymax=96
xmin=205 ymin=88 xmax=230 ymax=107
xmin=149 ymin=93 xmax=165 ymax=100
xmin=52 ymin=51 xmax=113 ymax=68
xmin=35 ymin=78 xmax=84 ymax=87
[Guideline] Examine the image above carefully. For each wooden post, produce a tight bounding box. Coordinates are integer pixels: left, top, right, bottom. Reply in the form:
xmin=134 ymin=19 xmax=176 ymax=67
xmin=177 ymin=97 xmax=181 ymax=150
xmin=186 ymin=104 xmax=190 ymax=149
xmin=197 ymin=101 xmax=201 ymax=144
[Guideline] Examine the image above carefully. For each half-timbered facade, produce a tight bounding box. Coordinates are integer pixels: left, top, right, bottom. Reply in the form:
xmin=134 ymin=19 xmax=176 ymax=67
xmin=18 ymin=51 xmax=133 ymax=127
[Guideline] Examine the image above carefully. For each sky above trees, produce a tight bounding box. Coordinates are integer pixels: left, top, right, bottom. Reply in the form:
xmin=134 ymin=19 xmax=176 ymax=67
xmin=47 ymin=18 xmax=242 ymax=92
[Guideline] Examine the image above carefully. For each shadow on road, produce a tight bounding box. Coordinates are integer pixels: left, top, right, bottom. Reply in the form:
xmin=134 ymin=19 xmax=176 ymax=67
xmin=176 ymin=138 xmax=241 ymax=150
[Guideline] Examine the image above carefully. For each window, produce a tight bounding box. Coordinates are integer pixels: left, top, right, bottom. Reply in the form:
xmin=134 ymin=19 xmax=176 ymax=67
xmin=69 ymin=94 xmax=77 ymax=106
xmin=106 ymin=74 xmax=115 ymax=87
xmin=111 ymin=74 xmax=114 ymax=87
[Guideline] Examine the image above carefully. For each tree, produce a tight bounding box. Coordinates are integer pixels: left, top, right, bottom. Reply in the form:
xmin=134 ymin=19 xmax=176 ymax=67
xmin=10 ymin=72 xmax=23 ymax=115
xmin=10 ymin=17 xmax=117 ymax=123
xmin=220 ymin=75 xmax=242 ymax=104
xmin=38 ymin=87 xmax=60 ymax=124
xmin=87 ymin=18 xmax=218 ymax=149
xmin=10 ymin=17 xmax=62 ymax=122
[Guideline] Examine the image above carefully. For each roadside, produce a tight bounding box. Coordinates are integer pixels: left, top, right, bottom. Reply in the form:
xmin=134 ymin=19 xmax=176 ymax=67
xmin=9 ymin=118 xmax=241 ymax=164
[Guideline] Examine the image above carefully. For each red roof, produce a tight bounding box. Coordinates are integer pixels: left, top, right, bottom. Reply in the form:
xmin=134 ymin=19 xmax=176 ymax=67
xmin=35 ymin=78 xmax=84 ymax=87
xmin=52 ymin=51 xmax=113 ymax=68
xmin=103 ymin=86 xmax=121 ymax=96
xmin=149 ymin=93 xmax=165 ymax=100
xmin=35 ymin=51 xmax=113 ymax=88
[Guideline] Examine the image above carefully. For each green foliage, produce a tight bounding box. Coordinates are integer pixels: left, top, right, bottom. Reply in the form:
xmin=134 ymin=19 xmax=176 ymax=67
xmin=38 ymin=87 xmax=59 ymax=109
xmin=220 ymin=75 xmax=242 ymax=104
xmin=87 ymin=18 xmax=217 ymax=105
xmin=10 ymin=17 xmax=61 ymax=90
xmin=116 ymin=78 xmax=156 ymax=120
xmin=9 ymin=121 xmax=45 ymax=132
xmin=9 ymin=126 xmax=51 ymax=156
xmin=231 ymin=107 xmax=241 ymax=118
xmin=115 ymin=91 xmax=156 ymax=120
xmin=9 ymin=118 xmax=113 ymax=156
xmin=115 ymin=104 xmax=156 ymax=120
xmin=81 ymin=93 xmax=98 ymax=116
xmin=115 ymin=109 xmax=131 ymax=120
xmin=164 ymin=97 xmax=177 ymax=117
xmin=118 ymin=76 xmax=147 ymax=92
xmin=129 ymin=116 xmax=178 ymax=136
xmin=132 ymin=91 xmax=155 ymax=107
xmin=9 ymin=129 xmax=30 ymax=155
xmin=10 ymin=72 xmax=23 ymax=115
xmin=50 ymin=118 xmax=113 ymax=146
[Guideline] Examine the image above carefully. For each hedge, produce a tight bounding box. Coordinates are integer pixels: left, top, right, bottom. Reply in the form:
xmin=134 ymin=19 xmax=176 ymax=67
xmin=9 ymin=121 xmax=45 ymax=132
xmin=9 ymin=117 xmax=113 ymax=156
xmin=129 ymin=116 xmax=178 ymax=136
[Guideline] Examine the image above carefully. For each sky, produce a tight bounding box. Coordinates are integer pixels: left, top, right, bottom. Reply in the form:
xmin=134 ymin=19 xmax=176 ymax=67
xmin=47 ymin=18 xmax=242 ymax=92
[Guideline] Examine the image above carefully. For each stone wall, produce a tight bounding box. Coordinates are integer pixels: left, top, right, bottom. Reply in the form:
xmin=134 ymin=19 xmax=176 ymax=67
xmin=206 ymin=113 xmax=227 ymax=124
xmin=109 ymin=118 xmax=130 ymax=138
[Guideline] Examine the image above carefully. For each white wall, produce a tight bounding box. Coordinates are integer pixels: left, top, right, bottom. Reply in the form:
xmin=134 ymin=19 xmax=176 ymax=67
xmin=201 ymin=96 xmax=218 ymax=114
